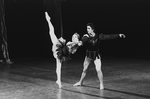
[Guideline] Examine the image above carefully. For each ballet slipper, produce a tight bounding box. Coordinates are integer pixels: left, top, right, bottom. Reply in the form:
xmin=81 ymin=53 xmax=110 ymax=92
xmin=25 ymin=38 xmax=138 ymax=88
xmin=6 ymin=60 xmax=13 ymax=64
xmin=73 ymin=82 xmax=82 ymax=86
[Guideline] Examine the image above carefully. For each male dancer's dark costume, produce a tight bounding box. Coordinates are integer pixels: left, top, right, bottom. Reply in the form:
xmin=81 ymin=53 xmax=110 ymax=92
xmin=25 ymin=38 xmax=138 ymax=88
xmin=81 ymin=33 xmax=120 ymax=60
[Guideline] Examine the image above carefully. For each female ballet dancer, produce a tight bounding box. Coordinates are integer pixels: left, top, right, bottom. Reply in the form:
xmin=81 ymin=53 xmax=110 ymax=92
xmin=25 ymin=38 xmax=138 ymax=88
xmin=45 ymin=12 xmax=80 ymax=88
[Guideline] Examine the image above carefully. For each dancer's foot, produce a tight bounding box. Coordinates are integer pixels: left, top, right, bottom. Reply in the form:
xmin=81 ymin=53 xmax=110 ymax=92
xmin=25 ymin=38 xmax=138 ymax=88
xmin=0 ymin=60 xmax=4 ymax=63
xmin=56 ymin=80 xmax=62 ymax=88
xmin=45 ymin=12 xmax=51 ymax=21
xmin=100 ymin=84 xmax=104 ymax=90
xmin=6 ymin=60 xmax=13 ymax=64
xmin=73 ymin=82 xmax=82 ymax=86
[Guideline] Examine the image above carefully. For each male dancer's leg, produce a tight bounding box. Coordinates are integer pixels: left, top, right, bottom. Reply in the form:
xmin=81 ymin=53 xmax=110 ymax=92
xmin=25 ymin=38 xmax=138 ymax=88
xmin=94 ymin=56 xmax=104 ymax=89
xmin=73 ymin=56 xmax=91 ymax=86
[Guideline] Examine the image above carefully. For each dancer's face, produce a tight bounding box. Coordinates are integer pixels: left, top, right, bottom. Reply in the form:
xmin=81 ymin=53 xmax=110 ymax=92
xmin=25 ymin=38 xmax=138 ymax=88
xmin=72 ymin=34 xmax=79 ymax=43
xmin=87 ymin=26 xmax=94 ymax=36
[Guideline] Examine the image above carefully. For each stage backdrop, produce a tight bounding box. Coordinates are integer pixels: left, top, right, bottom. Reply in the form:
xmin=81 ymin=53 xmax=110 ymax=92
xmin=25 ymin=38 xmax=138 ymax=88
xmin=4 ymin=0 xmax=150 ymax=59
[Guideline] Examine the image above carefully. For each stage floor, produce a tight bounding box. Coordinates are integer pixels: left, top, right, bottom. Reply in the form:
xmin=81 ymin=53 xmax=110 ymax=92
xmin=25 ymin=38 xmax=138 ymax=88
xmin=0 ymin=57 xmax=150 ymax=99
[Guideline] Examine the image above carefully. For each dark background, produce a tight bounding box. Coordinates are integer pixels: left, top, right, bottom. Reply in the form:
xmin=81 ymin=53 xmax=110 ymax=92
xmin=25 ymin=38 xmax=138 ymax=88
xmin=4 ymin=0 xmax=150 ymax=59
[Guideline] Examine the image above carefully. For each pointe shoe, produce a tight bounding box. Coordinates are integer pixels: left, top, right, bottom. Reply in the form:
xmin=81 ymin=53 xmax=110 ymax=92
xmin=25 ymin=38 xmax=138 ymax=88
xmin=56 ymin=81 xmax=62 ymax=88
xmin=73 ymin=82 xmax=82 ymax=86
xmin=100 ymin=85 xmax=104 ymax=90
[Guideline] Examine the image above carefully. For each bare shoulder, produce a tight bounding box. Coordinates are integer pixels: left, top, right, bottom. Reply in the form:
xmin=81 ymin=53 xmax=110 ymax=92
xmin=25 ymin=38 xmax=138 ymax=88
xmin=66 ymin=41 xmax=72 ymax=45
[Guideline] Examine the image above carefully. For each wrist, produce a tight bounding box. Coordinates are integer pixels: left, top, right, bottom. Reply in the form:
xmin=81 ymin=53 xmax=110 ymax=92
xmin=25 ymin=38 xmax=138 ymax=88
xmin=119 ymin=34 xmax=121 ymax=37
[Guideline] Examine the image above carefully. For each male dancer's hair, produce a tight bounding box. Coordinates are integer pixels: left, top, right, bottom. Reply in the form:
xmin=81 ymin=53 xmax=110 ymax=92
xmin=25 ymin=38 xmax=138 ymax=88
xmin=87 ymin=22 xmax=95 ymax=31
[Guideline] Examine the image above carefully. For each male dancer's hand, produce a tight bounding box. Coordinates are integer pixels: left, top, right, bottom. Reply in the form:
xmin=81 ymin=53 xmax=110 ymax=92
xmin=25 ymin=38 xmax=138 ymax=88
xmin=78 ymin=41 xmax=83 ymax=46
xmin=119 ymin=34 xmax=126 ymax=38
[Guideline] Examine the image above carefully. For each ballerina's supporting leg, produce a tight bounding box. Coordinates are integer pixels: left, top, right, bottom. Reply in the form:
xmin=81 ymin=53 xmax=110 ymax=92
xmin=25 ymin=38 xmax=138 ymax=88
xmin=56 ymin=58 xmax=62 ymax=88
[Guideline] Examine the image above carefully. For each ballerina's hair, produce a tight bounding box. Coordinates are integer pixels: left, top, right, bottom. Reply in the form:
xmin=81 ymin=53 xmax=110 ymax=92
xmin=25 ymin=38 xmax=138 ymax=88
xmin=73 ymin=33 xmax=80 ymax=39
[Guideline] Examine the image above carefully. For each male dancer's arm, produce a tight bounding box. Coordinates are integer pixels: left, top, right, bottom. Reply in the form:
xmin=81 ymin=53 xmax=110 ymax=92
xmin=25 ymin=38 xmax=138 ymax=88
xmin=99 ymin=33 xmax=125 ymax=40
xmin=78 ymin=34 xmax=89 ymax=46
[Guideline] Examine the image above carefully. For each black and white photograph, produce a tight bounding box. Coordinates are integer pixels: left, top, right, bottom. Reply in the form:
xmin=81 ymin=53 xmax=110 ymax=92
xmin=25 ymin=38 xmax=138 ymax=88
xmin=0 ymin=0 xmax=150 ymax=99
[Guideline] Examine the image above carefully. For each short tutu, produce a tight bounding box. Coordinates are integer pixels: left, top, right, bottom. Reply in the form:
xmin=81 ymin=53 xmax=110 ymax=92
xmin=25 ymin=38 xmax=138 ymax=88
xmin=52 ymin=41 xmax=70 ymax=62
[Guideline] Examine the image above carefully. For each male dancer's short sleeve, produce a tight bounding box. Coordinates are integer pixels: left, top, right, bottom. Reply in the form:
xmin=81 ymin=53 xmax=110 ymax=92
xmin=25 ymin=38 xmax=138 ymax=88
xmin=81 ymin=34 xmax=89 ymax=44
